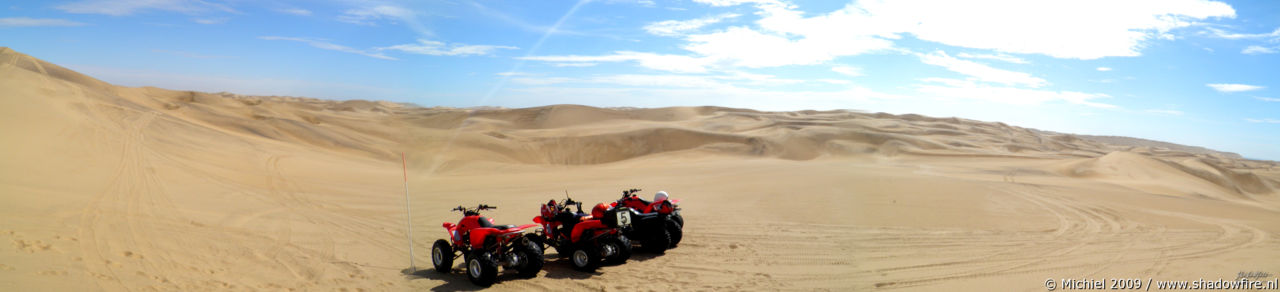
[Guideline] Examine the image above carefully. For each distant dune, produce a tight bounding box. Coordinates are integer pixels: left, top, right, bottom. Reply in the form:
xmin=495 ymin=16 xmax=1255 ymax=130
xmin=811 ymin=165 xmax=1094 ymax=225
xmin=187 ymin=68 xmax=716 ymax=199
xmin=3 ymin=47 xmax=1279 ymax=291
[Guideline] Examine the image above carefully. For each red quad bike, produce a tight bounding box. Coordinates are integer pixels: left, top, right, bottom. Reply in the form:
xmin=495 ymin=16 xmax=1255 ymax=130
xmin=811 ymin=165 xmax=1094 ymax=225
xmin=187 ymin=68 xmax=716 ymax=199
xmin=609 ymin=188 xmax=684 ymax=250
xmin=531 ymin=197 xmax=632 ymax=271
xmin=432 ymin=204 xmax=544 ymax=287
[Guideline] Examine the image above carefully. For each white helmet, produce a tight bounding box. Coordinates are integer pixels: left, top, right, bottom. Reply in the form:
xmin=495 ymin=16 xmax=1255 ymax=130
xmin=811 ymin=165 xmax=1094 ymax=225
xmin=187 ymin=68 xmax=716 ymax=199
xmin=654 ymin=191 xmax=669 ymax=202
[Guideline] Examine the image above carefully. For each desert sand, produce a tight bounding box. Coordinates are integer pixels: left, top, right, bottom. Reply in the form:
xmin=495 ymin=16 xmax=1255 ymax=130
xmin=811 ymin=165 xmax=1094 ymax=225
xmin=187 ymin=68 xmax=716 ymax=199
xmin=2 ymin=46 xmax=1279 ymax=291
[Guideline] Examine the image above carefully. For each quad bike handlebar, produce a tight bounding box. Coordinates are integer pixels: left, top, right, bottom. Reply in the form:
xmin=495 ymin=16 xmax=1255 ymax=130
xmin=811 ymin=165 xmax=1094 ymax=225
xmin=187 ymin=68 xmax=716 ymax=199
xmin=620 ymin=188 xmax=642 ymax=200
xmin=558 ymin=196 xmax=585 ymax=214
xmin=451 ymin=204 xmax=497 ymax=214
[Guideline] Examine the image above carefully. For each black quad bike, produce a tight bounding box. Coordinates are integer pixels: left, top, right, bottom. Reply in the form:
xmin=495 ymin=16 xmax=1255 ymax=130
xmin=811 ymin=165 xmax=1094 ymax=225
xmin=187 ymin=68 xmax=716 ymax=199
xmin=432 ymin=204 xmax=544 ymax=286
xmin=532 ymin=197 xmax=633 ymax=271
xmin=605 ymin=189 xmax=684 ymax=252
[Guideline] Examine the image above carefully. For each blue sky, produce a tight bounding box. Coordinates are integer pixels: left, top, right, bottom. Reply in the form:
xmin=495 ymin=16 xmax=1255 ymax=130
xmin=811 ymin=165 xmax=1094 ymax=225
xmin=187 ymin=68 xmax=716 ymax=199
xmin=2 ymin=0 xmax=1279 ymax=160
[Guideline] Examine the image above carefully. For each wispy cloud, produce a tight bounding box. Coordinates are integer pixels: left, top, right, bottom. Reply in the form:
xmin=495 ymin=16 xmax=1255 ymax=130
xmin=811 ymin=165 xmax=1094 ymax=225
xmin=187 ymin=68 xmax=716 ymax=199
xmin=1255 ymin=96 xmax=1280 ymax=102
xmin=1245 ymin=118 xmax=1280 ymax=124
xmin=258 ymin=36 xmax=396 ymax=60
xmin=643 ymin=13 xmax=738 ymax=36
xmin=830 ymin=65 xmax=863 ymax=77
xmin=1204 ymin=27 xmax=1280 ymax=40
xmin=692 ymin=0 xmax=1233 ymax=60
xmin=916 ymin=78 xmax=1114 ymax=108
xmin=279 ymin=8 xmax=311 ymax=16
xmin=260 ymin=37 xmax=515 ymax=59
xmin=57 ymin=0 xmax=236 ymax=16
xmin=1242 ymin=45 xmax=1277 ymax=55
xmin=1206 ymin=83 xmax=1264 ymax=93
xmin=192 ymin=18 xmax=226 ymax=24
xmin=0 ymin=17 xmax=86 ymax=27
xmin=553 ymin=63 xmax=597 ymax=67
xmin=378 ymin=39 xmax=517 ymax=57
xmin=337 ymin=5 xmax=412 ymax=25
xmin=519 ymin=51 xmax=712 ymax=73
xmin=1096 ymin=67 xmax=1112 ymax=71
xmin=468 ymin=1 xmax=590 ymax=37
xmin=955 ymin=53 xmax=1029 ymax=64
xmin=511 ymin=72 xmax=804 ymax=89
xmin=337 ymin=4 xmax=432 ymax=36
xmin=1144 ymin=109 xmax=1183 ymax=115
xmin=918 ymin=51 xmax=1047 ymax=88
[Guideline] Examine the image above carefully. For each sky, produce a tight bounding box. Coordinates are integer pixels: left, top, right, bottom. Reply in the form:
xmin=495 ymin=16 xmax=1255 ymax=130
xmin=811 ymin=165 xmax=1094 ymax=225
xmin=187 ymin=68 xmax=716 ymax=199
xmin=2 ymin=0 xmax=1278 ymax=160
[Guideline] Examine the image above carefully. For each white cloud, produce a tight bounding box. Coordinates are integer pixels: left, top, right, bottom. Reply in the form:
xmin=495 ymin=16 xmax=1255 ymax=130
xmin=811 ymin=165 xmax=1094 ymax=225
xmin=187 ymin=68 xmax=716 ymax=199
xmin=504 ymin=83 xmax=900 ymax=111
xmin=692 ymin=0 xmax=1234 ymax=60
xmin=519 ymin=51 xmax=713 ymax=73
xmin=379 ymin=39 xmax=517 ymax=56
xmin=1255 ymin=96 xmax=1280 ymax=102
xmin=513 ymin=72 xmax=803 ymax=89
xmin=57 ymin=0 xmax=236 ymax=16
xmin=338 ymin=5 xmax=414 ymax=25
xmin=510 ymin=77 xmax=578 ymax=86
xmin=553 ymin=63 xmax=597 ymax=67
xmin=192 ymin=18 xmax=226 ymax=25
xmin=644 ymin=13 xmax=738 ymax=36
xmin=830 ymin=65 xmax=863 ymax=77
xmin=918 ymin=51 xmax=1047 ymax=88
xmin=684 ymin=26 xmax=894 ymax=68
xmin=261 ymin=37 xmax=514 ymax=59
xmin=1245 ymin=118 xmax=1280 ymax=124
xmin=259 ymin=36 xmax=396 ymax=60
xmin=955 ymin=53 xmax=1029 ymax=64
xmin=531 ymin=0 xmax=1230 ymax=75
xmin=0 ymin=17 xmax=86 ymax=27
xmin=279 ymin=8 xmax=311 ymax=16
xmin=816 ymin=79 xmax=852 ymax=85
xmin=1204 ymin=27 xmax=1280 ymax=40
xmin=878 ymin=0 xmax=1234 ymax=59
xmin=1096 ymin=67 xmax=1113 ymax=71
xmin=1145 ymin=109 xmax=1183 ymax=115
xmin=1242 ymin=45 xmax=1277 ymax=55
xmin=1206 ymin=83 xmax=1263 ymax=93
xmin=337 ymin=4 xmax=433 ymax=36
xmin=917 ymin=78 xmax=1115 ymax=108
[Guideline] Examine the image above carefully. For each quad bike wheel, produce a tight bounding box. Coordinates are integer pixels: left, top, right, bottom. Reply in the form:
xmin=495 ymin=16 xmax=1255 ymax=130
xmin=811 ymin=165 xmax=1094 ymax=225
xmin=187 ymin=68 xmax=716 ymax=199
xmin=673 ymin=211 xmax=684 ymax=227
xmin=431 ymin=240 xmax=453 ymax=273
xmin=646 ymin=228 xmax=672 ymax=253
xmin=667 ymin=218 xmax=683 ymax=248
xmin=513 ymin=238 xmax=544 ymax=278
xmin=570 ymin=247 xmax=601 ymax=272
xmin=466 ymin=251 xmax=498 ymax=286
xmin=603 ymin=235 xmax=632 ymax=264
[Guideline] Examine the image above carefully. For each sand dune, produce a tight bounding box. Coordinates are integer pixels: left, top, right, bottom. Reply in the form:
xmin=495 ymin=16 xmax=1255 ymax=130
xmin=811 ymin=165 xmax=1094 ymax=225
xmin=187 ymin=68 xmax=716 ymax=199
xmin=3 ymin=47 xmax=1280 ymax=291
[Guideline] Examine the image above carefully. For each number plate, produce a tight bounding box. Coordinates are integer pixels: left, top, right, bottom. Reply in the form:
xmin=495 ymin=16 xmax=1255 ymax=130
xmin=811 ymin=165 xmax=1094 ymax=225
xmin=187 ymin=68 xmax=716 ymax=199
xmin=616 ymin=211 xmax=631 ymax=228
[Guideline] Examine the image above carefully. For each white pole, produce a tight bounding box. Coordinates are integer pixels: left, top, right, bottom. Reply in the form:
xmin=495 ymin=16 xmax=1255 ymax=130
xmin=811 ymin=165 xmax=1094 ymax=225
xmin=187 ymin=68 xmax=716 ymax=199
xmin=402 ymin=153 xmax=415 ymax=272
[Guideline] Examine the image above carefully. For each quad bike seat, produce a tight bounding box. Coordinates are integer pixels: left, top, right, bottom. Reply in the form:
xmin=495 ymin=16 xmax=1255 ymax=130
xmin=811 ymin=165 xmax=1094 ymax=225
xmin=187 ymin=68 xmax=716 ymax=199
xmin=476 ymin=217 xmax=517 ymax=230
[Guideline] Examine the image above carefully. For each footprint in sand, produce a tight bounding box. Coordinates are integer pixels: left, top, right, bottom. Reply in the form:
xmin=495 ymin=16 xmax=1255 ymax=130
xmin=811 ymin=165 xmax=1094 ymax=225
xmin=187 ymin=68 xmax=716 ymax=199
xmin=122 ymin=250 xmax=144 ymax=259
xmin=13 ymin=239 xmax=53 ymax=253
xmin=38 ymin=270 xmax=69 ymax=276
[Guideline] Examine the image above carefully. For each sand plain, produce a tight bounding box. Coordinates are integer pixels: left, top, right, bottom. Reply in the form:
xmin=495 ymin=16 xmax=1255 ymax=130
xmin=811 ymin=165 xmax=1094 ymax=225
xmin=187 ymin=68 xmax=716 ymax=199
xmin=2 ymin=47 xmax=1279 ymax=291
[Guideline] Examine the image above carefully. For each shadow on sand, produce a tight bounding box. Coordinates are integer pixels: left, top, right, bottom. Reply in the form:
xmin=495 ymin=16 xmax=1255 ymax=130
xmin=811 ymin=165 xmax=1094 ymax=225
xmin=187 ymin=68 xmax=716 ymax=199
xmin=404 ymin=248 xmax=675 ymax=290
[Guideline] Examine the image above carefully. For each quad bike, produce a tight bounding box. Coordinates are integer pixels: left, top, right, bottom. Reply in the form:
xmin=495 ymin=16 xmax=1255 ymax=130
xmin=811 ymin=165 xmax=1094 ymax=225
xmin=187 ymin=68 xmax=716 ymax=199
xmin=431 ymin=204 xmax=543 ymax=286
xmin=531 ymin=196 xmax=632 ymax=271
xmin=609 ymin=188 xmax=683 ymax=249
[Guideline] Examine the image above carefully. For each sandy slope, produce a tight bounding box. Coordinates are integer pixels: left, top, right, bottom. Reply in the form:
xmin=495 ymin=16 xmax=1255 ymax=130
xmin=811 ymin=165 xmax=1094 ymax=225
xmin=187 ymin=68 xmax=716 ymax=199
xmin=2 ymin=47 xmax=1279 ymax=291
